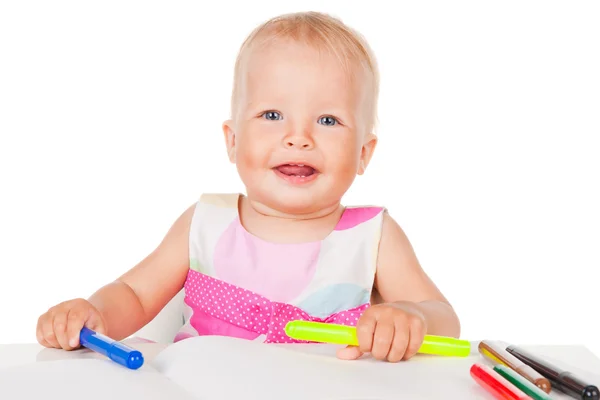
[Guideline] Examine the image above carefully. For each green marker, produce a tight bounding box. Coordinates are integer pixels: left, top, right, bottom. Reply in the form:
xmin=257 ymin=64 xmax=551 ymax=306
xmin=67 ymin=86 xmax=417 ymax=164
xmin=284 ymin=321 xmax=471 ymax=357
xmin=493 ymin=364 xmax=553 ymax=400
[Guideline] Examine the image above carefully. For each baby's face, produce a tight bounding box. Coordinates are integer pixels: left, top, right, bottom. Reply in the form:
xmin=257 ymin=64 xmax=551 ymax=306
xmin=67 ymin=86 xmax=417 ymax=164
xmin=223 ymin=39 xmax=376 ymax=215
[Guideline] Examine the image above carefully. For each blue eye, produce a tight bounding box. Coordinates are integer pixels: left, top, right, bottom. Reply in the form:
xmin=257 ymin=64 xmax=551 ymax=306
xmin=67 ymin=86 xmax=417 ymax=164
xmin=318 ymin=116 xmax=337 ymax=126
xmin=263 ymin=111 xmax=282 ymax=120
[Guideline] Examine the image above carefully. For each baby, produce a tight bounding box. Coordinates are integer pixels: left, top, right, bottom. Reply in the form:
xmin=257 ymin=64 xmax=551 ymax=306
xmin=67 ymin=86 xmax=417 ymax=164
xmin=36 ymin=11 xmax=460 ymax=363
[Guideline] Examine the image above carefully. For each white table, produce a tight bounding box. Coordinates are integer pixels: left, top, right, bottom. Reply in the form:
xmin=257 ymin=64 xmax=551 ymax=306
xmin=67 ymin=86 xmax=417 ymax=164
xmin=0 ymin=340 xmax=168 ymax=369
xmin=1 ymin=340 xmax=599 ymax=399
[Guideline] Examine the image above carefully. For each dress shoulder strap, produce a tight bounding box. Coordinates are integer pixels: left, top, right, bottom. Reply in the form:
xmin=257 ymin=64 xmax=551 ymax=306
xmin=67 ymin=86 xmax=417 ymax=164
xmin=188 ymin=193 xmax=241 ymax=277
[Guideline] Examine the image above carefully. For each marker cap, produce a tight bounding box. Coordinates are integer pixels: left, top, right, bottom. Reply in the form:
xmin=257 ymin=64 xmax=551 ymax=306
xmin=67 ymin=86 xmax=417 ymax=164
xmin=109 ymin=342 xmax=144 ymax=370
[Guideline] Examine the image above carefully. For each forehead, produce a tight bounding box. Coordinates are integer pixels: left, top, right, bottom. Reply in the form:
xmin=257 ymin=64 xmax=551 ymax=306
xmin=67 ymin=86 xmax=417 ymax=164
xmin=240 ymin=38 xmax=368 ymax=107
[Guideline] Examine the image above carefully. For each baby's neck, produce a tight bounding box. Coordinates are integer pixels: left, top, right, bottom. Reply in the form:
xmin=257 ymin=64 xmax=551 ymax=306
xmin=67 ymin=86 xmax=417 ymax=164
xmin=238 ymin=196 xmax=345 ymax=244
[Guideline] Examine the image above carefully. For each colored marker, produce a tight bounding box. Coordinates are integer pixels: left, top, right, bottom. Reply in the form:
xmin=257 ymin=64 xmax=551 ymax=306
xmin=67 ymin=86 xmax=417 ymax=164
xmin=494 ymin=365 xmax=553 ymax=400
xmin=470 ymin=363 xmax=533 ymax=400
xmin=79 ymin=327 xmax=144 ymax=370
xmin=479 ymin=340 xmax=551 ymax=393
xmin=506 ymin=345 xmax=599 ymax=400
xmin=284 ymin=321 xmax=471 ymax=357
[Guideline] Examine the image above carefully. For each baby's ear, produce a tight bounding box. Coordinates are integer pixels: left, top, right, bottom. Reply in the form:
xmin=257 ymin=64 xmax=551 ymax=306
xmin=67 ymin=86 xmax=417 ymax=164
xmin=222 ymin=120 xmax=236 ymax=163
xmin=358 ymin=133 xmax=377 ymax=175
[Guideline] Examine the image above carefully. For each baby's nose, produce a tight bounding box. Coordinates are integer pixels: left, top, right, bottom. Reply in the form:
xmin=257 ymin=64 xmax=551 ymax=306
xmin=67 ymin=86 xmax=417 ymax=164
xmin=284 ymin=134 xmax=314 ymax=150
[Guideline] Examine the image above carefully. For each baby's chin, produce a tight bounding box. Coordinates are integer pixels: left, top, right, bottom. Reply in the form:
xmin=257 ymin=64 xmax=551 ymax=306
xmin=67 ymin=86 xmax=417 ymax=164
xmin=253 ymin=188 xmax=341 ymax=217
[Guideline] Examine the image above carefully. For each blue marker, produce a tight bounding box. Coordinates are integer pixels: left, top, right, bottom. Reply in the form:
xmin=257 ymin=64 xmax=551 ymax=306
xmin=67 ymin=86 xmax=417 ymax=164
xmin=79 ymin=327 xmax=144 ymax=370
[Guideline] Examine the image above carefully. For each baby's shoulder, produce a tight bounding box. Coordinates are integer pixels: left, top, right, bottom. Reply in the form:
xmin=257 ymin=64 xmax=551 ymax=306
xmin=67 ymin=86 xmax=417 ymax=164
xmin=339 ymin=203 xmax=411 ymax=254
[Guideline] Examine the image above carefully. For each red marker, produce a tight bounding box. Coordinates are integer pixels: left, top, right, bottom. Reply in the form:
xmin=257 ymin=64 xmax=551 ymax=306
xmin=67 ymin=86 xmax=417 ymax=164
xmin=471 ymin=363 xmax=533 ymax=399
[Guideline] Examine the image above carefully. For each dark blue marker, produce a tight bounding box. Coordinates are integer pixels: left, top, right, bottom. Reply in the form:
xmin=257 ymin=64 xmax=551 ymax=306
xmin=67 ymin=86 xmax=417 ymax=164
xmin=79 ymin=327 xmax=144 ymax=370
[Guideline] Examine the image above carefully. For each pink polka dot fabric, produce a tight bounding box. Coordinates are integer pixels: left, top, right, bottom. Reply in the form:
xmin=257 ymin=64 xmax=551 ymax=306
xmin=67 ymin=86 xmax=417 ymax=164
xmin=183 ymin=269 xmax=370 ymax=343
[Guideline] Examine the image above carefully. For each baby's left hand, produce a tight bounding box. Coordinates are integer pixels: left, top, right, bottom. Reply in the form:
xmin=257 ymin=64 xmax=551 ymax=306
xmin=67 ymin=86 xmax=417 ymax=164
xmin=337 ymin=301 xmax=427 ymax=362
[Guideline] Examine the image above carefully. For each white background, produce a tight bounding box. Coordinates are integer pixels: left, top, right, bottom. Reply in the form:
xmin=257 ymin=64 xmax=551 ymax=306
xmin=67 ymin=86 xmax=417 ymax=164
xmin=1 ymin=1 xmax=599 ymax=356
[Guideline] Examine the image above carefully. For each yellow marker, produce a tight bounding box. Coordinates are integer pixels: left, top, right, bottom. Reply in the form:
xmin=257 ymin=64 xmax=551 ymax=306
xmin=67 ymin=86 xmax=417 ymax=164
xmin=284 ymin=321 xmax=471 ymax=357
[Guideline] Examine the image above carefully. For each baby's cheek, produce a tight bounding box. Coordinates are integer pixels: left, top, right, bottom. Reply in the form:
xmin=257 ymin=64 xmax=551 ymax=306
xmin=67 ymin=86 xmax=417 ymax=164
xmin=237 ymin=139 xmax=269 ymax=169
xmin=331 ymin=153 xmax=360 ymax=180
xmin=327 ymin=137 xmax=361 ymax=167
xmin=234 ymin=152 xmax=260 ymax=189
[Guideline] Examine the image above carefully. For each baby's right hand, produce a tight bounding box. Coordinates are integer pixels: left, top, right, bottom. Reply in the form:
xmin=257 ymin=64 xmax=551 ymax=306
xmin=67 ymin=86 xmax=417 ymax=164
xmin=36 ymin=298 xmax=107 ymax=350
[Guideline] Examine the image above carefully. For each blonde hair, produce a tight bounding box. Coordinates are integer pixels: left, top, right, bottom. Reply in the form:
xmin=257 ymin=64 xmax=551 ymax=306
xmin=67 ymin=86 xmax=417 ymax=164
xmin=230 ymin=11 xmax=380 ymax=133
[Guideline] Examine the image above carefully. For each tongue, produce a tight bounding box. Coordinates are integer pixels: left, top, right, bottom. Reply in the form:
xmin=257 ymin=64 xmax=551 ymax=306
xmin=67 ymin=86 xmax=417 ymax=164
xmin=277 ymin=165 xmax=315 ymax=176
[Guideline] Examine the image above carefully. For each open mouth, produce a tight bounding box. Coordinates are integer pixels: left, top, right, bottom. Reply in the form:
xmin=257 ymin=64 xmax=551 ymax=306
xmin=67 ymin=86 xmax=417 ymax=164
xmin=274 ymin=163 xmax=318 ymax=178
xmin=272 ymin=163 xmax=320 ymax=184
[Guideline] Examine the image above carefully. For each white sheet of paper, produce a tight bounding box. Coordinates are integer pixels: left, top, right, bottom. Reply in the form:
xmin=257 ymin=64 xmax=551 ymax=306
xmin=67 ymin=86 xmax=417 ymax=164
xmin=152 ymin=336 xmax=489 ymax=399
xmin=0 ymin=358 xmax=198 ymax=400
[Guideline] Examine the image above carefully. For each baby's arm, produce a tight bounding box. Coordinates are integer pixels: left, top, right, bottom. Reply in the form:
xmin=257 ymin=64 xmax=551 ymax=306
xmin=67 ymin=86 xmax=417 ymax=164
xmin=372 ymin=211 xmax=461 ymax=337
xmin=88 ymin=204 xmax=194 ymax=339
xmin=338 ymin=211 xmax=460 ymax=362
xmin=36 ymin=204 xmax=195 ymax=349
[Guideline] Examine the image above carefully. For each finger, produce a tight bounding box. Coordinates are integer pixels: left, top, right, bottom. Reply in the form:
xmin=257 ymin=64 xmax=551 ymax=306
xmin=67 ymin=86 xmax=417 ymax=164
xmin=371 ymin=320 xmax=395 ymax=361
xmin=42 ymin=312 xmax=60 ymax=348
xmin=387 ymin=316 xmax=410 ymax=362
xmin=336 ymin=345 xmax=363 ymax=360
xmin=36 ymin=315 xmax=51 ymax=348
xmin=65 ymin=306 xmax=87 ymax=349
xmin=52 ymin=310 xmax=71 ymax=349
xmin=356 ymin=313 xmax=377 ymax=354
xmin=83 ymin=307 xmax=106 ymax=334
xmin=402 ymin=317 xmax=426 ymax=360
xmin=36 ymin=329 xmax=49 ymax=347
